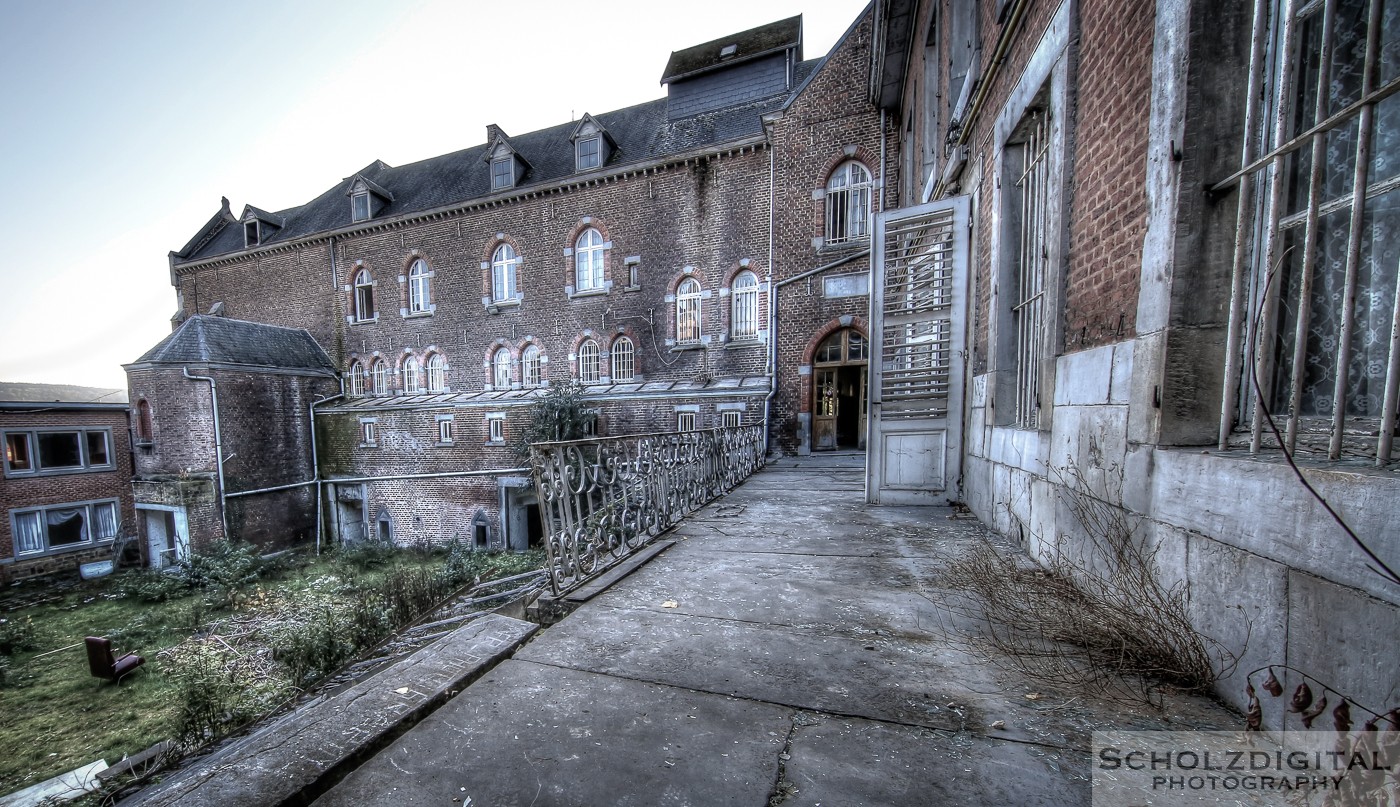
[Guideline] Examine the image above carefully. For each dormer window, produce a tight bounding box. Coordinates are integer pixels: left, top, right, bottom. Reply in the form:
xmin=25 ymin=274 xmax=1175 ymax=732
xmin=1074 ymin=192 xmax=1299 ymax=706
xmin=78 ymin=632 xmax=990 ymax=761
xmin=491 ymin=157 xmax=514 ymax=190
xmin=244 ymin=220 xmax=260 ymax=247
xmin=352 ymin=191 xmax=370 ymax=222
xmin=345 ymin=173 xmax=393 ymax=222
xmin=576 ymin=136 xmax=601 ymax=171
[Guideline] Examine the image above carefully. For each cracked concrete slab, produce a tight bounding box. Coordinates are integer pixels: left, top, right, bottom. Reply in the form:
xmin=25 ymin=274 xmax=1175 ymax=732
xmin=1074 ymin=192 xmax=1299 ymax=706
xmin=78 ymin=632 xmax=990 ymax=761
xmin=314 ymin=660 xmax=792 ymax=807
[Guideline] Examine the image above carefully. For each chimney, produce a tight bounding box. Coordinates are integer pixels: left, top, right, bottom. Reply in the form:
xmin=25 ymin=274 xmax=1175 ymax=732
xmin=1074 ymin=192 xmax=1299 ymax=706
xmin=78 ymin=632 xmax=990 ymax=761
xmin=485 ymin=124 xmax=507 ymax=144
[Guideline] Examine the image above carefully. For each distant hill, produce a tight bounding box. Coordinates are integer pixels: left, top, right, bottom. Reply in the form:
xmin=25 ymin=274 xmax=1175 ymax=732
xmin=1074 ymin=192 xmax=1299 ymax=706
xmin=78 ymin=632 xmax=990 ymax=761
xmin=0 ymin=382 xmax=128 ymax=404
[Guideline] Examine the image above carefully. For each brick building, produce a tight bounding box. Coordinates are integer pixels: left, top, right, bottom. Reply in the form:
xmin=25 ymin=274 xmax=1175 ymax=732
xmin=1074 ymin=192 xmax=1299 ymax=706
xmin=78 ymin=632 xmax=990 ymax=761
xmin=132 ymin=10 xmax=896 ymax=553
xmin=869 ymin=0 xmax=1399 ymax=720
xmin=0 ymin=383 xmax=135 ymax=582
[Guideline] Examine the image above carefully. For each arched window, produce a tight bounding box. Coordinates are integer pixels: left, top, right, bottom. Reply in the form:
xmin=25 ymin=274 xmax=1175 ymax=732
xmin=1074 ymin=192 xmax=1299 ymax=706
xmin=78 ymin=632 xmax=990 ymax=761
xmin=577 ymin=339 xmax=600 ymax=384
xmin=370 ymin=359 xmax=389 ymax=396
xmin=348 ymin=361 xmax=365 ymax=396
xmin=575 ymin=228 xmax=605 ymax=291
xmin=611 ymin=337 xmax=636 ymax=382
xmin=492 ymin=349 xmax=512 ymax=389
xmin=522 ymin=344 xmax=543 ymax=387
xmin=676 ymin=277 xmax=702 ymax=343
xmin=492 ymin=244 xmax=517 ymax=303
xmin=408 ymin=259 xmax=431 ymax=314
xmin=731 ymin=271 xmax=759 ymax=339
xmin=426 ymin=354 xmax=446 ymax=392
xmin=403 ymin=357 xmax=421 ymax=394
xmin=353 ymin=269 xmax=375 ymax=321
xmin=135 ymin=399 xmax=153 ymax=442
xmin=825 ymin=161 xmax=872 ymax=244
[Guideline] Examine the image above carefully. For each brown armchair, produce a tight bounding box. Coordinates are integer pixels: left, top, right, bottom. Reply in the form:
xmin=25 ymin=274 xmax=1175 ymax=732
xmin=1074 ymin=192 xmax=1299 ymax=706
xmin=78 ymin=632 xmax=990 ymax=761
xmin=85 ymin=636 xmax=144 ymax=683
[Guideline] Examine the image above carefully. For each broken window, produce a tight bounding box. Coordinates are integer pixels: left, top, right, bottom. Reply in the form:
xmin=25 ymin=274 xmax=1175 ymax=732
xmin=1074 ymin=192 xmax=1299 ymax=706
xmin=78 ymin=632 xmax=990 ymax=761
xmin=38 ymin=432 xmax=82 ymax=469
xmin=353 ymin=269 xmax=375 ymax=321
xmin=676 ymin=278 xmax=702 ymax=343
xmin=408 ymin=259 xmax=431 ymax=314
xmin=5 ymin=433 xmax=32 ymax=472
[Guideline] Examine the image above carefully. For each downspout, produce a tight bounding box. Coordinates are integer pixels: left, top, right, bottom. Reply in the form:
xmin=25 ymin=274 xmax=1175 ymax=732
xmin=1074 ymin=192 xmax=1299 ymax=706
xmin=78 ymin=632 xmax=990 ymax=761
xmin=182 ymin=368 xmax=228 ymax=542
xmin=763 ymin=142 xmax=777 ymax=454
xmin=310 ymin=382 xmax=343 ymax=556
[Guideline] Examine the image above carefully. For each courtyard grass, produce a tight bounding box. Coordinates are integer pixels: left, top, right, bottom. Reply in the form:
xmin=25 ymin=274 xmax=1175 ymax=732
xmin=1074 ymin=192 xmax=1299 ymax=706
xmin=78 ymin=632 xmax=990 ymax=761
xmin=0 ymin=544 xmax=544 ymax=795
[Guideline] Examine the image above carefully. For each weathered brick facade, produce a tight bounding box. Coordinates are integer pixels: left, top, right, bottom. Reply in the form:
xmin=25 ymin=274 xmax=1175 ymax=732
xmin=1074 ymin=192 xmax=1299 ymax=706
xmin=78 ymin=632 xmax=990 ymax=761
xmin=135 ymin=8 xmax=894 ymax=552
xmin=0 ymin=403 xmax=135 ymax=582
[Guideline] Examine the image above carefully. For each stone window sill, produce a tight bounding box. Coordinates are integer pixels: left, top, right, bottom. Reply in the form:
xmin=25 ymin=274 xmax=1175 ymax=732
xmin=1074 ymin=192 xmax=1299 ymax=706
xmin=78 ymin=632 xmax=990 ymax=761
xmin=569 ymin=288 xmax=608 ymax=300
xmin=350 ymin=316 xmax=380 ymax=326
xmin=404 ymin=311 xmax=434 ymax=320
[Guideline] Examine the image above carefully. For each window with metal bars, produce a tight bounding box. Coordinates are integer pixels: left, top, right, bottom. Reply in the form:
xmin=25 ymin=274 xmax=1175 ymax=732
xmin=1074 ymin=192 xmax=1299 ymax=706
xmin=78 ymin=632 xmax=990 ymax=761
xmin=731 ymin=271 xmax=760 ymax=339
xmin=676 ymin=278 xmax=702 ymax=343
xmin=1218 ymin=0 xmax=1400 ymax=463
xmin=1005 ymin=105 xmax=1052 ymax=429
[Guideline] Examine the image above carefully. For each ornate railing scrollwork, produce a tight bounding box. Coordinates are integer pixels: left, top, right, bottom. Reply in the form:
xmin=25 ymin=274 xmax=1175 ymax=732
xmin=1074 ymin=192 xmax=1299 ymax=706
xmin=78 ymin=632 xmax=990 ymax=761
xmin=528 ymin=425 xmax=764 ymax=595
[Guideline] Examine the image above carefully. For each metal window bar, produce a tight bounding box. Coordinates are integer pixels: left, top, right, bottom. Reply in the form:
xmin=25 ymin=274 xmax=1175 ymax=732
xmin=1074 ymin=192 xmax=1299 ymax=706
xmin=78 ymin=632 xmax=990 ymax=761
xmin=880 ymin=205 xmax=958 ymax=419
xmin=1221 ymin=0 xmax=1399 ymax=463
xmin=1012 ymin=108 xmax=1051 ymax=429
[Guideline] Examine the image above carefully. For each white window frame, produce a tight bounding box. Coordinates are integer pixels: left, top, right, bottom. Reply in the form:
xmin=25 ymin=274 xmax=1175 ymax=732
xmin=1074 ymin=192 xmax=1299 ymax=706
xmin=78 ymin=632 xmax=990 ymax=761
xmin=677 ymin=412 xmax=697 ymax=432
xmin=348 ymin=361 xmax=366 ymax=397
xmin=437 ymin=415 xmax=454 ymax=444
xmin=577 ymin=339 xmax=601 ymax=384
xmin=360 ymin=418 xmax=378 ymax=446
xmin=371 ymin=359 xmax=389 ymax=396
xmin=3 ymin=428 xmax=114 ymax=477
xmin=492 ymin=349 xmax=512 ymax=389
xmin=10 ymin=499 xmax=120 ymax=557
xmin=610 ymin=337 xmax=636 ymax=382
xmin=426 ymin=354 xmax=446 ymax=392
xmin=676 ymin=278 xmax=703 ymax=343
xmin=403 ymin=358 xmax=421 ymax=394
xmin=731 ymin=271 xmax=760 ymax=339
xmin=575 ymin=228 xmax=606 ymax=291
xmin=825 ymin=161 xmax=873 ymax=245
xmin=722 ymin=410 xmax=742 ymax=428
xmin=488 ymin=416 xmax=505 ymax=444
xmin=576 ymin=135 xmax=601 ymax=171
xmin=491 ymin=157 xmax=513 ymax=190
xmin=408 ymin=259 xmax=431 ymax=314
xmin=522 ymin=344 xmax=543 ymax=387
xmin=352 ymin=191 xmax=371 ymax=222
xmin=353 ymin=269 xmax=375 ymax=322
xmin=492 ymin=244 xmax=518 ymax=303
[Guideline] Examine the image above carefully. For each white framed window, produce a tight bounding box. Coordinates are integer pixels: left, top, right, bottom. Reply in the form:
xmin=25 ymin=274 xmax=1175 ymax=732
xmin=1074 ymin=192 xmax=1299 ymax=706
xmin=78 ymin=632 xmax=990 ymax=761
xmin=353 ymin=269 xmax=375 ymax=321
xmin=522 ymin=344 xmax=543 ymax=387
xmin=492 ymin=244 xmax=517 ymax=303
xmin=352 ymin=191 xmax=371 ymax=222
xmin=488 ymin=416 xmax=505 ymax=443
xmin=492 ymin=349 xmax=512 ymax=389
xmin=575 ymin=228 xmax=605 ymax=291
xmin=348 ymin=361 xmax=365 ymax=397
xmin=403 ymin=357 xmax=421 ymax=394
xmin=677 ymin=412 xmax=697 ymax=432
xmin=371 ymin=359 xmax=389 ymax=396
xmin=437 ymin=416 xmax=454 ymax=444
xmin=426 ymin=354 xmax=446 ymax=392
xmin=825 ymin=161 xmax=873 ymax=244
xmin=3 ymin=429 xmax=112 ymax=477
xmin=408 ymin=259 xmax=431 ymax=314
xmin=731 ymin=270 xmax=759 ymax=339
xmin=676 ymin=278 xmax=702 ymax=343
xmin=722 ymin=410 xmax=742 ymax=428
xmin=360 ymin=419 xmax=378 ymax=446
xmin=577 ymin=339 xmax=601 ymax=384
xmin=576 ymin=136 xmax=601 ymax=171
xmin=610 ymin=337 xmax=636 ymax=382
xmin=491 ymin=157 xmax=513 ymax=190
xmin=11 ymin=499 xmax=120 ymax=556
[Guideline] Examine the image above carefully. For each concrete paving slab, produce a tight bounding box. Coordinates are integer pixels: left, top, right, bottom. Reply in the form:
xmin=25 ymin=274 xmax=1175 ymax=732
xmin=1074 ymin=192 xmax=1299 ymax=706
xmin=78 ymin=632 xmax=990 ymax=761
xmin=314 ymin=659 xmax=793 ymax=807
xmin=780 ymin=714 xmax=1090 ymax=807
xmin=124 ymin=614 xmax=536 ymax=807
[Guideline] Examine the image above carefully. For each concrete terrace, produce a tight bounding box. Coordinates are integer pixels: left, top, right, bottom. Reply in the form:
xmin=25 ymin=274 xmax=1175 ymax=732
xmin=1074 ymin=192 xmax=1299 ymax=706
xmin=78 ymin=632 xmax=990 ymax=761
xmin=302 ymin=455 xmax=1239 ymax=807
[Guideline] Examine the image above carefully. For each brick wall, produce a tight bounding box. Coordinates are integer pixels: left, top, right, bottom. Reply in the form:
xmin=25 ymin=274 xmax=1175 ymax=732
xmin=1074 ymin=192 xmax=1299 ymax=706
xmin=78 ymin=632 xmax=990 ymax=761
xmin=0 ymin=406 xmax=135 ymax=581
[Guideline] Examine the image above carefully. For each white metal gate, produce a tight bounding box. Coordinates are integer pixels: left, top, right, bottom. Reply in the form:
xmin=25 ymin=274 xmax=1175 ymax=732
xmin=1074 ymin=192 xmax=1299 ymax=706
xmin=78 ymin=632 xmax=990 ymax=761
xmin=867 ymin=196 xmax=970 ymax=505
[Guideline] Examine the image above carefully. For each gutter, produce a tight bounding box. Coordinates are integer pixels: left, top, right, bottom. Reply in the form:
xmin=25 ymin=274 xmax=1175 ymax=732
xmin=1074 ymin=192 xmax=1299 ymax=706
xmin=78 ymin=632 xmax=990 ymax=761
xmin=182 ymin=368 xmax=229 ymax=542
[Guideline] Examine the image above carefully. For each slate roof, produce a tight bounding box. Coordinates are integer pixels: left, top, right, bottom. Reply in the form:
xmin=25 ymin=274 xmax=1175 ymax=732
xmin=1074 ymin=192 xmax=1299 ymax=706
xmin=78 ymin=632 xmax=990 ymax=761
xmin=128 ymin=315 xmax=336 ymax=375
xmin=175 ymin=41 xmax=823 ymax=265
xmin=661 ymin=16 xmax=803 ymax=83
xmin=0 ymin=382 xmax=128 ymax=405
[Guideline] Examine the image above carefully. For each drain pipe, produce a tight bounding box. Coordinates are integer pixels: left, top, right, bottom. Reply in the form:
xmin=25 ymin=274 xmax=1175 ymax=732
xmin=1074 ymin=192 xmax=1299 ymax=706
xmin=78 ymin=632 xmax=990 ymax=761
xmin=762 ymin=143 xmax=777 ymax=454
xmin=310 ymin=382 xmax=344 ymax=556
xmin=183 ymin=368 xmax=229 ymax=542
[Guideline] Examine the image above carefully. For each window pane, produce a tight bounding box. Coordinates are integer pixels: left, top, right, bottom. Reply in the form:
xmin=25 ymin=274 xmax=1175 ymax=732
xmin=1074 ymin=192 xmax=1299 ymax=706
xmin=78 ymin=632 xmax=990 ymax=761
xmin=14 ymin=511 xmax=43 ymax=553
xmin=46 ymin=507 xmax=87 ymax=546
xmin=5 ymin=433 xmax=31 ymax=472
xmin=86 ymin=432 xmax=109 ymax=466
xmin=37 ymin=432 xmax=82 ymax=469
xmin=353 ymin=193 xmax=370 ymax=221
xmin=94 ymin=502 xmax=119 ymax=540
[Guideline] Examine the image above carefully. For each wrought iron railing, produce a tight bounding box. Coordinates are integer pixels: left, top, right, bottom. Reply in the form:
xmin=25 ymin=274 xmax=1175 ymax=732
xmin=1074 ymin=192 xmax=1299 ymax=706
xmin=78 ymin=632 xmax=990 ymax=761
xmin=529 ymin=425 xmax=765 ymax=595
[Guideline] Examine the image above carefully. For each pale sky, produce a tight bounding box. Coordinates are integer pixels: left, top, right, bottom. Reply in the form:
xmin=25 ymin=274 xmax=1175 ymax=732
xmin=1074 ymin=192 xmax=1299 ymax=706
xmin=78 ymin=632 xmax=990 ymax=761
xmin=0 ymin=0 xmax=869 ymax=390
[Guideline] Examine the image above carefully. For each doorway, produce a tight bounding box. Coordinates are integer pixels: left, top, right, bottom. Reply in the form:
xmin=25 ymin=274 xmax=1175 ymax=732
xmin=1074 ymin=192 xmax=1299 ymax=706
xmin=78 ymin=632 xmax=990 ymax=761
xmin=139 ymin=506 xmax=188 ymax=569
xmin=812 ymin=328 xmax=868 ymax=451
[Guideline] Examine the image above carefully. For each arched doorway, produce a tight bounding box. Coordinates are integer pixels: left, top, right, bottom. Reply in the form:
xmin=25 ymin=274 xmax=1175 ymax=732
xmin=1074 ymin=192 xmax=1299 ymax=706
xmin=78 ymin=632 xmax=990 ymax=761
xmin=812 ymin=328 xmax=868 ymax=451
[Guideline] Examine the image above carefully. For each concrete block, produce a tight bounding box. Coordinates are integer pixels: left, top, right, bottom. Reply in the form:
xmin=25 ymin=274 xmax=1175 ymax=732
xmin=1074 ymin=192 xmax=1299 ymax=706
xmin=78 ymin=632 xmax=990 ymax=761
xmin=1127 ymin=331 xmax=1165 ymax=446
xmin=1052 ymin=344 xmax=1114 ymax=406
xmin=1284 ymin=570 xmax=1400 ymax=725
xmin=971 ymin=373 xmax=989 ymax=407
xmin=1109 ymin=341 xmax=1133 ymax=405
xmin=987 ymin=425 xmax=1047 ymax=476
